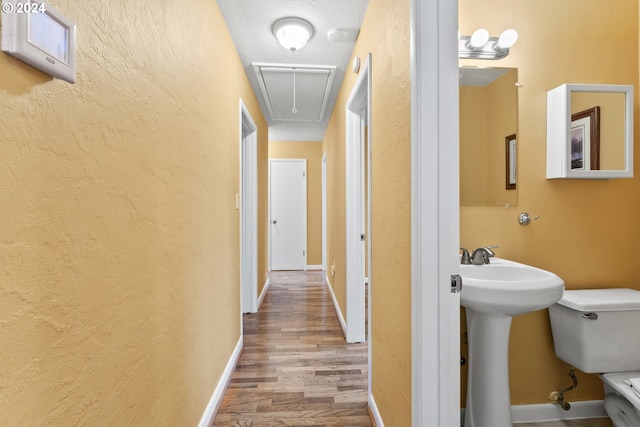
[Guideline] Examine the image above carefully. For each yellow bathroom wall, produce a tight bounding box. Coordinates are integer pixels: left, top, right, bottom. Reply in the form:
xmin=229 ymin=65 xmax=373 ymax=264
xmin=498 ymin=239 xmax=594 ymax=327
xmin=323 ymin=0 xmax=412 ymax=424
xmin=269 ymin=141 xmax=323 ymax=267
xmin=0 ymin=1 xmax=268 ymax=425
xmin=460 ymin=0 xmax=639 ymax=406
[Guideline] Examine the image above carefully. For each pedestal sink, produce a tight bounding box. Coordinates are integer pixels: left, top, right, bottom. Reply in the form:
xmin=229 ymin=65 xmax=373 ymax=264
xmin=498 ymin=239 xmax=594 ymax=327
xmin=461 ymin=257 xmax=564 ymax=427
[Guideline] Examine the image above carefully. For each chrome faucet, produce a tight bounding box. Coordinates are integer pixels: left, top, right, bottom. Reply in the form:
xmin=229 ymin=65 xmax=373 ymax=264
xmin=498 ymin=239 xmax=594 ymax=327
xmin=470 ymin=245 xmax=499 ymax=265
xmin=460 ymin=248 xmax=472 ymax=264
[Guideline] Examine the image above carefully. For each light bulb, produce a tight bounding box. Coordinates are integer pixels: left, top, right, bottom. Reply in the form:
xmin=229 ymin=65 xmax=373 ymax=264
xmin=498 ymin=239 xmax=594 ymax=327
xmin=496 ymin=29 xmax=518 ymax=51
xmin=469 ymin=29 xmax=489 ymax=49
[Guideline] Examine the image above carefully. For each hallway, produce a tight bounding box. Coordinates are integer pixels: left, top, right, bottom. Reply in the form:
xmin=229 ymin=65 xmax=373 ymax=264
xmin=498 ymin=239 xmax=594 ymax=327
xmin=212 ymin=271 xmax=371 ymax=426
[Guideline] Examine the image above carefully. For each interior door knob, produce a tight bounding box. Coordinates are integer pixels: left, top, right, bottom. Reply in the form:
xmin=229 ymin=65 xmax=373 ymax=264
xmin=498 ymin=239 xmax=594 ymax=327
xmin=272 ymin=220 xmax=277 ymax=224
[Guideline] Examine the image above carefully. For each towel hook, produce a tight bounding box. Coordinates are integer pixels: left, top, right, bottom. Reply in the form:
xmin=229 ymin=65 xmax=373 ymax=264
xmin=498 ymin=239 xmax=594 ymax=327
xmin=518 ymin=212 xmax=540 ymax=226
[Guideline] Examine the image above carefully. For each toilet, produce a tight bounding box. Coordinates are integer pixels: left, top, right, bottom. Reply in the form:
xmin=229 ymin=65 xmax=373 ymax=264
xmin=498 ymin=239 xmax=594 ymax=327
xmin=548 ymin=288 xmax=640 ymax=427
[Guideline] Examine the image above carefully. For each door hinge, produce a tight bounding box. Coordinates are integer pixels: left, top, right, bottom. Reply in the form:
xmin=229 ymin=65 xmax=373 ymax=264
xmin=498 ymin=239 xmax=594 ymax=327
xmin=303 ymin=250 xmax=306 ymax=256
xmin=303 ymin=171 xmax=306 ymax=178
xmin=451 ymin=274 xmax=462 ymax=293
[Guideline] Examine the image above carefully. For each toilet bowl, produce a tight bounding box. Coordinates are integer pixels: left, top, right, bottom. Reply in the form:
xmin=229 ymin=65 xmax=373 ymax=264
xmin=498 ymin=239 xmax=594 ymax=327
xmin=548 ymin=288 xmax=640 ymax=427
xmin=604 ymin=394 xmax=640 ymax=427
xmin=601 ymin=372 xmax=640 ymax=427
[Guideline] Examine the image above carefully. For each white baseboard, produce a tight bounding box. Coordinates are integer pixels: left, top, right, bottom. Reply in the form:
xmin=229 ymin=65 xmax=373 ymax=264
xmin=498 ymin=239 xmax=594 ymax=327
xmin=325 ymin=275 xmax=347 ymax=338
xmin=197 ymin=336 xmax=243 ymax=427
xmin=512 ymin=399 xmax=607 ymax=423
xmin=459 ymin=400 xmax=607 ymax=426
xmin=369 ymin=393 xmax=384 ymax=427
xmin=257 ymin=278 xmax=270 ymax=309
xmin=307 ymin=265 xmax=323 ymax=270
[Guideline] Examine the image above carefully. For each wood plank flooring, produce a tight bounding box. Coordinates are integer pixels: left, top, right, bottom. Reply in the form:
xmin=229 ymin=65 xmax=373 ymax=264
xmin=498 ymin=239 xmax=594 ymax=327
xmin=212 ymin=271 xmax=371 ymax=427
xmin=212 ymin=271 xmax=615 ymax=427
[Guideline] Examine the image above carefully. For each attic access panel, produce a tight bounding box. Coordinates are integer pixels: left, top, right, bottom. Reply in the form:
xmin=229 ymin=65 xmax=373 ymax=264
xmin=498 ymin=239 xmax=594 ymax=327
xmin=253 ymin=63 xmax=336 ymax=122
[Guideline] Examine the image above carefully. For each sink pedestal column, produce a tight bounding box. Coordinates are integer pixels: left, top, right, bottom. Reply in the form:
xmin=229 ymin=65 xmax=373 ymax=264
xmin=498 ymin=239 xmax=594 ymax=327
xmin=464 ymin=309 xmax=513 ymax=427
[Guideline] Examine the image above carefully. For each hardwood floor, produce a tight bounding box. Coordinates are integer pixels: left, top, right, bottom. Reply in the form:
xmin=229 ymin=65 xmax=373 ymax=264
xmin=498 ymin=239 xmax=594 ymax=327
xmin=212 ymin=271 xmax=614 ymax=427
xmin=212 ymin=271 xmax=371 ymax=427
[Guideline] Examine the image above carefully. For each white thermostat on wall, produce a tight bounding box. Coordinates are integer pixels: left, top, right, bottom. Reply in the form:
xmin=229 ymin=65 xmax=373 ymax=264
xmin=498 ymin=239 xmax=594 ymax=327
xmin=2 ymin=0 xmax=77 ymax=83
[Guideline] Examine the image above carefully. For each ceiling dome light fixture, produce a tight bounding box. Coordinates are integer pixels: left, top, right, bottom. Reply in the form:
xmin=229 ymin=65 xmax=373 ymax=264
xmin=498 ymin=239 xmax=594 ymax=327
xmin=458 ymin=28 xmax=519 ymax=60
xmin=272 ymin=17 xmax=314 ymax=53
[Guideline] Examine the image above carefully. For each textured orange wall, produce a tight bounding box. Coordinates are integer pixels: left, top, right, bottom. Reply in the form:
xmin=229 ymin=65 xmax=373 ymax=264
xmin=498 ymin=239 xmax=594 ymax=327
xmin=460 ymin=0 xmax=639 ymax=406
xmin=324 ymin=98 xmax=347 ymax=315
xmin=323 ymin=0 xmax=412 ymax=424
xmin=0 ymin=1 xmax=268 ymax=425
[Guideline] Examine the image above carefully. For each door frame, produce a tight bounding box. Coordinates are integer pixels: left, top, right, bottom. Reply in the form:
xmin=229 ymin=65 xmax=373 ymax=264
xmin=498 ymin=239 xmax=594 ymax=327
xmin=410 ymin=0 xmax=460 ymax=425
xmin=322 ymin=152 xmax=327 ymax=272
xmin=239 ymin=99 xmax=258 ymax=315
xmin=345 ymin=54 xmax=371 ymax=344
xmin=268 ymin=158 xmax=308 ymax=271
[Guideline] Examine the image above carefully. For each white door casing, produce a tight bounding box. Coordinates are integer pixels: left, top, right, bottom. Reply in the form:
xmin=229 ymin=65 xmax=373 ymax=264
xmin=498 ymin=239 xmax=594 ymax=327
xmin=322 ymin=153 xmax=327 ymax=272
xmin=239 ymin=99 xmax=258 ymax=315
xmin=345 ymin=54 xmax=371 ymax=344
xmin=410 ymin=0 xmax=460 ymax=425
xmin=269 ymin=159 xmax=307 ymax=271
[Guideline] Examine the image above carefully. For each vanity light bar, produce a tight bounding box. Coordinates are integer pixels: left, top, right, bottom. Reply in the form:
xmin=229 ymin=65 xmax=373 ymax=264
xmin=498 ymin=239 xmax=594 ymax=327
xmin=458 ymin=29 xmax=518 ymax=60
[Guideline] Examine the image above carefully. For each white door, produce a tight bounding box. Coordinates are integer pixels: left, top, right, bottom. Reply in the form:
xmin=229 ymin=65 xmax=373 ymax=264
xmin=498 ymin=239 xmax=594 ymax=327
xmin=269 ymin=159 xmax=307 ymax=271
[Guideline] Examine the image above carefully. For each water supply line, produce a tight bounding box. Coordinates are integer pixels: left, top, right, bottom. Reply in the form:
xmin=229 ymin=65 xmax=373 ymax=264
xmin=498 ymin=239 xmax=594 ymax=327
xmin=549 ymin=366 xmax=578 ymax=410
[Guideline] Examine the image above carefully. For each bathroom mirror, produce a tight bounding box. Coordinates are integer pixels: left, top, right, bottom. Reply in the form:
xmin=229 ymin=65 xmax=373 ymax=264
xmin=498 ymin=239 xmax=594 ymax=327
xmin=460 ymin=67 xmax=518 ymax=206
xmin=547 ymin=84 xmax=634 ymax=179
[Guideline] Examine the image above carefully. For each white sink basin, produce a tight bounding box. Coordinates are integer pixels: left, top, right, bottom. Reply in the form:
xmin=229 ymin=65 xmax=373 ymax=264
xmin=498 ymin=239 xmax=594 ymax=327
xmin=460 ymin=257 xmax=565 ymax=427
xmin=460 ymin=257 xmax=564 ymax=316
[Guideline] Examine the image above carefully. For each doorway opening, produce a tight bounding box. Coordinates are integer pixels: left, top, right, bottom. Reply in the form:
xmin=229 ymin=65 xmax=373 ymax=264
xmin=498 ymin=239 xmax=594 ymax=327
xmin=322 ymin=153 xmax=327 ymax=272
xmin=345 ymin=53 xmax=371 ymax=347
xmin=239 ymin=100 xmax=258 ymax=315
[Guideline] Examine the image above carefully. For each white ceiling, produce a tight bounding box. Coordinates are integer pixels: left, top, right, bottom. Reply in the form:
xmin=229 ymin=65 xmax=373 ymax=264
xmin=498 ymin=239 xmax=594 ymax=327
xmin=217 ymin=0 xmax=370 ymax=141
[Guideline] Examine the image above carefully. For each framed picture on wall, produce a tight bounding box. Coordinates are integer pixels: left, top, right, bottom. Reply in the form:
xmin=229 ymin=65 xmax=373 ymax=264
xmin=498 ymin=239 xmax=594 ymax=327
xmin=505 ymin=134 xmax=516 ymax=190
xmin=571 ymin=106 xmax=600 ymax=171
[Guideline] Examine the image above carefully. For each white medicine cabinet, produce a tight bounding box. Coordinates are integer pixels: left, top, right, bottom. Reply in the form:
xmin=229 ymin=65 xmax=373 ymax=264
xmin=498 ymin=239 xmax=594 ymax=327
xmin=547 ymin=84 xmax=634 ymax=179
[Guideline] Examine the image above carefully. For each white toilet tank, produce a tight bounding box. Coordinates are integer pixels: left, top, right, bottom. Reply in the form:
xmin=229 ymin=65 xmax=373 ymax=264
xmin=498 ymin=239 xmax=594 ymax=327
xmin=549 ymin=288 xmax=640 ymax=374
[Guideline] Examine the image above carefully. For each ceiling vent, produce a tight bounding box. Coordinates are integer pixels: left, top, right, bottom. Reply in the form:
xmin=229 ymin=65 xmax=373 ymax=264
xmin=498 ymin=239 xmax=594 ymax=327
xmin=252 ymin=63 xmax=336 ymax=122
